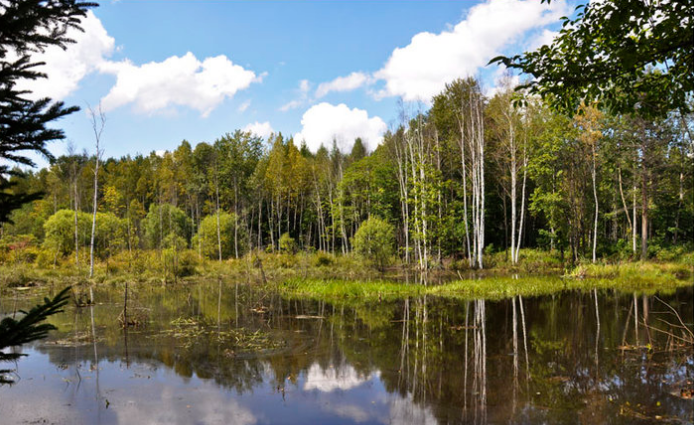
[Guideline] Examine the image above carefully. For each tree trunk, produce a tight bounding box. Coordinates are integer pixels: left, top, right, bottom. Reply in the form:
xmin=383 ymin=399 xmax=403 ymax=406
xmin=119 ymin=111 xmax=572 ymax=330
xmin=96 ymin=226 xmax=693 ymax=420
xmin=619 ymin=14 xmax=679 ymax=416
xmin=88 ymin=106 xmax=104 ymax=279
xmin=617 ymin=168 xmax=633 ymax=248
xmin=74 ymin=176 xmax=79 ymax=268
xmin=591 ymin=147 xmax=598 ymax=263
xmin=641 ymin=173 xmax=648 ymax=259
xmin=515 ymin=156 xmax=527 ymax=263
xmin=216 ymin=180 xmax=222 ymax=262
xmin=234 ymin=181 xmax=239 ymax=259
xmin=510 ymin=114 xmax=517 ymax=264
xmin=632 ymin=185 xmax=637 ymax=254
xmin=459 ymin=121 xmax=472 ymax=267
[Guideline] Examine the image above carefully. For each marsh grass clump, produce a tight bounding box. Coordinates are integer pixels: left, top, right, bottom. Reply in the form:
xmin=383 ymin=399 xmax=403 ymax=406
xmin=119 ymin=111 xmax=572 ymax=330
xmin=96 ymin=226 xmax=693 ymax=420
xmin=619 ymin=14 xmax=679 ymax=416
xmin=313 ymin=252 xmax=334 ymax=267
xmin=282 ymin=268 xmax=691 ymax=301
xmin=282 ymin=278 xmax=423 ymax=300
xmin=570 ymin=262 xmax=693 ymax=283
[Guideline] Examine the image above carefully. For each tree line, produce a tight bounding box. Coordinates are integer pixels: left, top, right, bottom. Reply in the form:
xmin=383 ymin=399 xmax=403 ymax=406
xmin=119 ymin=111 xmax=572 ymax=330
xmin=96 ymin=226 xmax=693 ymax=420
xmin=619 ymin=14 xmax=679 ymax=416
xmin=2 ymin=77 xmax=692 ymax=269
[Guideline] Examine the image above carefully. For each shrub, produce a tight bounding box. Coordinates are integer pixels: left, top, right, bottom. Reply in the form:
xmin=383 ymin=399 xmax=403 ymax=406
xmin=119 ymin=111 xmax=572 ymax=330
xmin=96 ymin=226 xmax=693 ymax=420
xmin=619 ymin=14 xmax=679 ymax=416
xmin=654 ymin=245 xmax=689 ymax=262
xmin=177 ymin=250 xmax=199 ymax=277
xmin=314 ymin=252 xmax=334 ymax=267
xmin=34 ymin=248 xmax=54 ymax=269
xmin=192 ymin=212 xmax=247 ymax=259
xmin=279 ymin=233 xmax=296 ymax=253
xmin=353 ymin=217 xmax=395 ymax=270
xmin=143 ymin=204 xmax=191 ymax=250
xmin=42 ymin=210 xmax=128 ymax=259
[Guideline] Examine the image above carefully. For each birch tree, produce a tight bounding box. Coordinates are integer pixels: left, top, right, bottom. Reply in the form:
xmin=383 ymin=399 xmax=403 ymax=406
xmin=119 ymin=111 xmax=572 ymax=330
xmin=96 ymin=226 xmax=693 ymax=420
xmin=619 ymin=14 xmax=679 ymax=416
xmin=88 ymin=104 xmax=105 ymax=278
xmin=575 ymin=104 xmax=604 ymax=263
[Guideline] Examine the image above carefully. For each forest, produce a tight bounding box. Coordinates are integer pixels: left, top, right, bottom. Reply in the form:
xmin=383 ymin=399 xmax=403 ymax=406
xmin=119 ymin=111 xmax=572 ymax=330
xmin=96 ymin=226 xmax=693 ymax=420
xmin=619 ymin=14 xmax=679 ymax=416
xmin=1 ymin=1 xmax=693 ymax=424
xmin=0 ymin=0 xmax=692 ymax=286
xmin=1 ymin=77 xmax=692 ymax=280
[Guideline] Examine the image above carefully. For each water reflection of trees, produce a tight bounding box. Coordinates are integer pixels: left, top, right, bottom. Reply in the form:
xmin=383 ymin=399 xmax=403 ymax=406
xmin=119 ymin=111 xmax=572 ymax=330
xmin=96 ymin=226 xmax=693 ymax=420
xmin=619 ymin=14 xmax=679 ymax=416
xmin=26 ymin=284 xmax=694 ymax=425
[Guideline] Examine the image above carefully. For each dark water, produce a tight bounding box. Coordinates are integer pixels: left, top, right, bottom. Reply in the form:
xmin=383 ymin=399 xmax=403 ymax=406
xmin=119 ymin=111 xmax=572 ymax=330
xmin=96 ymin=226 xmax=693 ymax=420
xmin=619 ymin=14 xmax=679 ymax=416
xmin=1 ymin=283 xmax=692 ymax=425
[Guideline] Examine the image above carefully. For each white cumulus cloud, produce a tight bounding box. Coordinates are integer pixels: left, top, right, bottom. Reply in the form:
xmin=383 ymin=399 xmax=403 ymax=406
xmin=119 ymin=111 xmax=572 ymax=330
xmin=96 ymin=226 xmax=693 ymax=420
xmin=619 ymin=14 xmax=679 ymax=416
xmin=100 ymin=52 xmax=260 ymax=117
xmin=13 ymin=11 xmax=261 ymax=118
xmin=243 ymin=121 xmax=274 ymax=139
xmin=16 ymin=11 xmax=115 ymax=100
xmin=295 ymin=103 xmax=386 ymax=153
xmin=315 ymin=72 xmax=371 ymax=98
xmin=373 ymin=0 xmax=569 ymax=101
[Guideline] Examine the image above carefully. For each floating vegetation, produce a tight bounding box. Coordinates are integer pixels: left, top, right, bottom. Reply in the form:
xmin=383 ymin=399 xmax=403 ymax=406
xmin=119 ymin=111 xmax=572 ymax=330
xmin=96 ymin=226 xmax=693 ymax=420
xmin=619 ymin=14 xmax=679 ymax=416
xmin=47 ymin=331 xmax=101 ymax=347
xmin=159 ymin=317 xmax=285 ymax=352
xmin=118 ymin=307 xmax=149 ymax=329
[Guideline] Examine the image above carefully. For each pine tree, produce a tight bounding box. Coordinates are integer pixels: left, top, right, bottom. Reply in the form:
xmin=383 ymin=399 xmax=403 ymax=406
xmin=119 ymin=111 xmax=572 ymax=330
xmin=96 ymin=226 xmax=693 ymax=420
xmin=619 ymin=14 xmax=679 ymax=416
xmin=0 ymin=0 xmax=97 ymax=223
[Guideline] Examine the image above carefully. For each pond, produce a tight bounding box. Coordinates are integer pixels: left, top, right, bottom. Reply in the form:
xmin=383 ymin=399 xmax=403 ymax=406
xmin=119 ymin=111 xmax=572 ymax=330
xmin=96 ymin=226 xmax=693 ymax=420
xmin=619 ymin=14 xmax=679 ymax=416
xmin=1 ymin=282 xmax=692 ymax=424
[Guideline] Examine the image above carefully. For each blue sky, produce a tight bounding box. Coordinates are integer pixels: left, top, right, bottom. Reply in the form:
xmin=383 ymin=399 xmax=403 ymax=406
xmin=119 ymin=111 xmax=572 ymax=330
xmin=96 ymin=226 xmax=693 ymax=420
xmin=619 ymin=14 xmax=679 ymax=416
xmin=26 ymin=0 xmax=574 ymax=166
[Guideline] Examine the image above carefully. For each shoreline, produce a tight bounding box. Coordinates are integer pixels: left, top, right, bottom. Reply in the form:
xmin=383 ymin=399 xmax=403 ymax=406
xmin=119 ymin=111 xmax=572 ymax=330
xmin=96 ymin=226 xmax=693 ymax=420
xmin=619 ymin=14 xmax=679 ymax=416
xmin=2 ymin=253 xmax=691 ymax=301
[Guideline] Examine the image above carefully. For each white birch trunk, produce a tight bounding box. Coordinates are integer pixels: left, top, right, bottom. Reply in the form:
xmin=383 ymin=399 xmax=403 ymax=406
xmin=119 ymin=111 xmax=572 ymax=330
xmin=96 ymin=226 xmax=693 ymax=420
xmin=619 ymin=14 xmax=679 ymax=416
xmin=515 ymin=155 xmax=527 ymax=264
xmin=215 ymin=175 xmax=222 ymax=262
xmin=509 ymin=108 xmax=517 ymax=264
xmin=617 ymin=168 xmax=633 ymax=245
xmin=592 ymin=147 xmax=598 ymax=263
xmin=74 ymin=176 xmax=79 ymax=268
xmin=88 ymin=105 xmax=105 ymax=279
xmin=632 ymin=185 xmax=637 ymax=254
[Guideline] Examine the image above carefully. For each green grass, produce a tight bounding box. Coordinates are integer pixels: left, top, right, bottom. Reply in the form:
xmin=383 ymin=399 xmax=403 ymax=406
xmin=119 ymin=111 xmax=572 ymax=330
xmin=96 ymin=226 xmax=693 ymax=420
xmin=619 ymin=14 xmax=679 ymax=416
xmin=281 ymin=262 xmax=692 ymax=301
xmin=568 ymin=261 xmax=692 ymax=281
xmin=279 ymin=278 xmax=425 ymax=300
xmin=2 ymin=247 xmax=691 ymax=301
xmin=484 ymin=248 xmax=564 ymax=273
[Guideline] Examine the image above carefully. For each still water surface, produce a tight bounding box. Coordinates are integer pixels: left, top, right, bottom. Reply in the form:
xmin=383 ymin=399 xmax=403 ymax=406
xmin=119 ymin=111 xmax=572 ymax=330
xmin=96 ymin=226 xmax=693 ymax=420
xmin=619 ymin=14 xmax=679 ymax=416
xmin=1 ymin=283 xmax=692 ymax=424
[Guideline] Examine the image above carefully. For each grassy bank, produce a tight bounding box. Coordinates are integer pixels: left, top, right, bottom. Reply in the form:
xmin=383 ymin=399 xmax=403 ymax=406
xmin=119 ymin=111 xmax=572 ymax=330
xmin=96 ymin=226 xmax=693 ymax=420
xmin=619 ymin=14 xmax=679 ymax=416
xmin=1 ymin=248 xmax=691 ymax=298
xmin=279 ymin=258 xmax=693 ymax=300
xmin=0 ymin=250 xmax=396 ymax=289
xmin=281 ymin=271 xmax=692 ymax=301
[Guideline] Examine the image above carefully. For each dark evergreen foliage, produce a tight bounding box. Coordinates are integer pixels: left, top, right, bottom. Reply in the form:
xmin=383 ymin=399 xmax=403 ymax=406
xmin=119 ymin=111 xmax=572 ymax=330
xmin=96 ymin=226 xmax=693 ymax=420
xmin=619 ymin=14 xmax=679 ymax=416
xmin=0 ymin=286 xmax=71 ymax=384
xmin=1 ymin=0 xmax=97 ymax=223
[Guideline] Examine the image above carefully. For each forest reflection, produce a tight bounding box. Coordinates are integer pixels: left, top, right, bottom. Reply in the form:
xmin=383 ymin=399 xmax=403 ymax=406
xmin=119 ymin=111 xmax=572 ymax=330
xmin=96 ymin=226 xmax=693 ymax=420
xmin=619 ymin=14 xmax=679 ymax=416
xmin=1 ymin=284 xmax=691 ymax=425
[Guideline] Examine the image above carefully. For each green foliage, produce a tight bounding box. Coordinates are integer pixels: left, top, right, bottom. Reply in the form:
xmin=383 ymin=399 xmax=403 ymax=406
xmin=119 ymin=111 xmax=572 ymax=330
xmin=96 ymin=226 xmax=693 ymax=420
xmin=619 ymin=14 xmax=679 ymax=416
xmin=1 ymin=4 xmax=692 ymax=274
xmin=95 ymin=212 xmax=129 ymax=258
xmin=42 ymin=209 xmax=127 ymax=259
xmin=143 ymin=204 xmax=191 ymax=250
xmin=192 ymin=212 xmax=246 ymax=259
xmin=0 ymin=0 xmax=96 ymax=223
xmin=313 ymin=252 xmax=334 ymax=267
xmin=163 ymin=245 xmax=198 ymax=278
xmin=42 ymin=209 xmax=92 ymax=255
xmin=0 ymin=287 xmax=71 ymax=383
xmin=353 ymin=217 xmax=395 ymax=269
xmin=177 ymin=250 xmax=199 ymax=277
xmin=279 ymin=233 xmax=296 ymax=253
xmin=492 ymin=0 xmax=693 ymax=116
